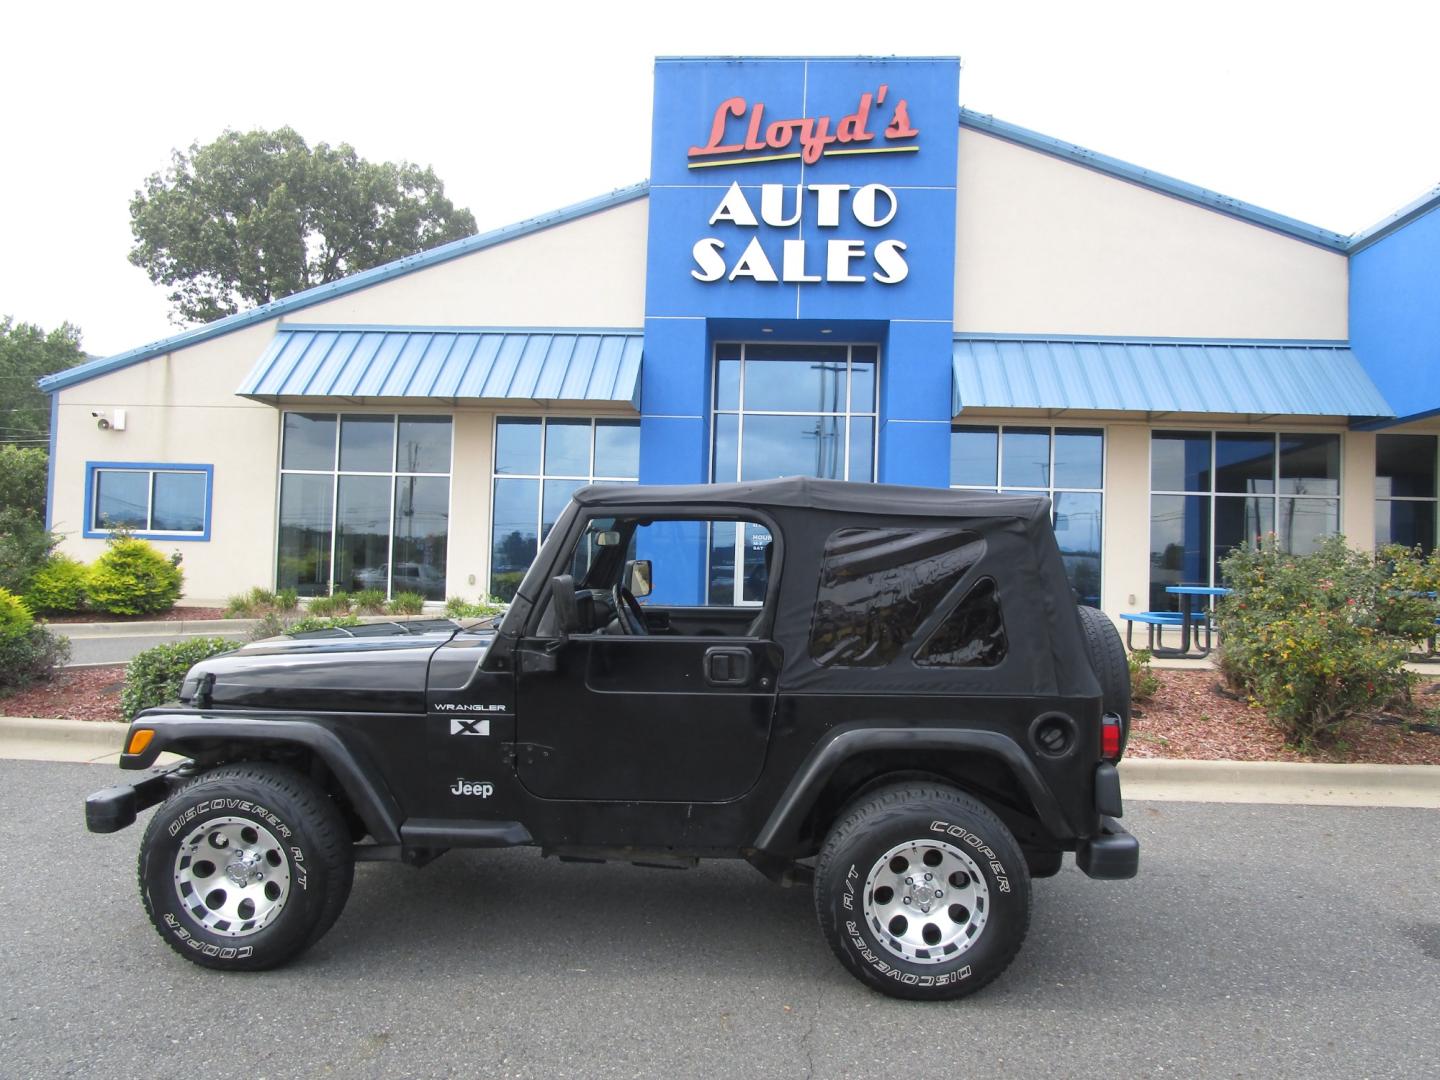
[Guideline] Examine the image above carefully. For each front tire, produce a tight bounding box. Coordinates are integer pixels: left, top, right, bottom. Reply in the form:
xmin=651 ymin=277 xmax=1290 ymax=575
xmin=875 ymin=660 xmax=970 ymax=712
xmin=137 ymin=763 xmax=354 ymax=970
xmin=814 ymin=783 xmax=1031 ymax=1000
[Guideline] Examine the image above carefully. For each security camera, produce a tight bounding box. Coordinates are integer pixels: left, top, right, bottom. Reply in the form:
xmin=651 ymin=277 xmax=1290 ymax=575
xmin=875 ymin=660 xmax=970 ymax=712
xmin=90 ymin=409 xmax=125 ymax=431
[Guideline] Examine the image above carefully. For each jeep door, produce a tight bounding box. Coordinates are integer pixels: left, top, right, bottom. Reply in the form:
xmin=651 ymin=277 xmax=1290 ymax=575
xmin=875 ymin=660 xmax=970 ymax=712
xmin=515 ymin=514 xmax=781 ymax=802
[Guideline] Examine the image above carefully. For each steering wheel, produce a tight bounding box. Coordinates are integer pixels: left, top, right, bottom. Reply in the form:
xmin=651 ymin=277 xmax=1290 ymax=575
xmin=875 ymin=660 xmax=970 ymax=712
xmin=611 ymin=585 xmax=648 ymax=635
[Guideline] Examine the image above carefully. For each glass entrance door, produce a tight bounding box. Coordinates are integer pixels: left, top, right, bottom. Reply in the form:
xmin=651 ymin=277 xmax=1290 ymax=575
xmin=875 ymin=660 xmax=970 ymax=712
xmin=709 ymin=342 xmax=878 ymax=605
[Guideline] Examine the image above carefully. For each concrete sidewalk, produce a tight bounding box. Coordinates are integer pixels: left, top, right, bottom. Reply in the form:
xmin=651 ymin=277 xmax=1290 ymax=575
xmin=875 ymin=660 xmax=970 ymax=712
xmin=3 ymin=715 xmax=1437 ymax=806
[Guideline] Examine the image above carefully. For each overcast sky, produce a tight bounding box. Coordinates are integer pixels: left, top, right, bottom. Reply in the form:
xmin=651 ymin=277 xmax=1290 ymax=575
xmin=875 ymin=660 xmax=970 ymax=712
xmin=3 ymin=0 xmax=1437 ymax=357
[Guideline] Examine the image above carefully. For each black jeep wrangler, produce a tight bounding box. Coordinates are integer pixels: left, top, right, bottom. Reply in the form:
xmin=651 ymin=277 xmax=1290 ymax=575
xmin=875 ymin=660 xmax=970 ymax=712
xmin=87 ymin=478 xmax=1137 ymax=1000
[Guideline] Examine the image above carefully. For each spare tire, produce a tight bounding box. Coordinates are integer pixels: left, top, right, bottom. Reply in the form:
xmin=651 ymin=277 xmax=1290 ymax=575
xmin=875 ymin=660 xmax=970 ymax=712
xmin=1076 ymin=605 xmax=1130 ymax=754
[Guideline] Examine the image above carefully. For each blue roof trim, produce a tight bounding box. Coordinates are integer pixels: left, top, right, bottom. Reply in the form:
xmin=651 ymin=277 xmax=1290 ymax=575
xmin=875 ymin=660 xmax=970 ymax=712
xmin=1350 ymin=405 xmax=1440 ymax=431
xmin=37 ymin=182 xmax=651 ymax=394
xmin=952 ymin=336 xmax=1395 ymax=418
xmin=955 ymin=331 xmax=1351 ymax=348
xmin=1346 ymin=184 xmax=1440 ymax=255
xmin=958 ymin=109 xmax=1350 ymax=252
xmin=239 ymin=326 xmax=644 ymax=407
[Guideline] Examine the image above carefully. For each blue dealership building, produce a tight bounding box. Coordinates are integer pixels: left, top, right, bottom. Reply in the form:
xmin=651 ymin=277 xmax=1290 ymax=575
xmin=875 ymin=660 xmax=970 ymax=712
xmin=39 ymin=56 xmax=1440 ymax=621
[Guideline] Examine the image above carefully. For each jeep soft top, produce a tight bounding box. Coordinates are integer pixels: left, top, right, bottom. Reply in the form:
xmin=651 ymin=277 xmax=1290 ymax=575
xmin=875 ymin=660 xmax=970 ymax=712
xmin=88 ymin=477 xmax=1137 ymax=1000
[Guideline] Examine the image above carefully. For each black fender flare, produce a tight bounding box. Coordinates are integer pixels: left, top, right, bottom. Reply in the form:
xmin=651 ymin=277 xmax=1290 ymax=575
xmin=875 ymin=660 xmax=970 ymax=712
xmin=121 ymin=712 xmax=403 ymax=845
xmin=752 ymin=725 xmax=1072 ymax=857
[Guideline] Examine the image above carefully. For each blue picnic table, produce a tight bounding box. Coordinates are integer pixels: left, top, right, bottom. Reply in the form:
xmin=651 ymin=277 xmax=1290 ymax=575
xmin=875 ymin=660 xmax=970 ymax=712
xmin=1121 ymin=585 xmax=1230 ymax=658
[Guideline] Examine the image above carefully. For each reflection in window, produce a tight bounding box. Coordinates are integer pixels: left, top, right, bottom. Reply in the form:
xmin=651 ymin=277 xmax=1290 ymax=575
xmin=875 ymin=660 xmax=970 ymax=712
xmin=914 ymin=577 xmax=1007 ymax=668
xmin=950 ymin=425 xmax=1103 ymax=607
xmin=712 ymin=342 xmax=878 ymax=485
xmin=489 ymin=416 xmax=640 ymax=601
xmin=1376 ymin=434 xmax=1437 ymax=552
xmin=90 ymin=465 xmax=209 ymax=537
xmin=277 ymin=413 xmax=451 ymax=599
xmin=1149 ymin=431 xmax=1341 ymax=608
xmin=809 ymin=528 xmax=984 ymax=668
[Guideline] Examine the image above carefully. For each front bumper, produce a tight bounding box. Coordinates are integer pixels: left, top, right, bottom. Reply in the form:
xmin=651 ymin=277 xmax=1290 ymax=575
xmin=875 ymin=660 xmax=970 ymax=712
xmin=84 ymin=766 xmax=188 ymax=833
xmin=1075 ymin=815 xmax=1140 ymax=879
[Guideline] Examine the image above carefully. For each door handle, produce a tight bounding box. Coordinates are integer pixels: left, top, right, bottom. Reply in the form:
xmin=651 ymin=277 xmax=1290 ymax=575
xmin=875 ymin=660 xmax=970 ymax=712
xmin=704 ymin=647 xmax=753 ymax=686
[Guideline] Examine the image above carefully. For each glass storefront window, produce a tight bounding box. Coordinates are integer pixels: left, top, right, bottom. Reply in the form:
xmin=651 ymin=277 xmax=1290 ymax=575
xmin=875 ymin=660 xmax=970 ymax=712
xmin=1149 ymin=430 xmax=1341 ymax=607
xmin=489 ymin=416 xmax=640 ymax=600
xmin=1375 ymin=434 xmax=1438 ymax=551
xmin=950 ymin=425 xmax=1104 ymax=607
xmin=277 ymin=413 xmax=452 ymax=599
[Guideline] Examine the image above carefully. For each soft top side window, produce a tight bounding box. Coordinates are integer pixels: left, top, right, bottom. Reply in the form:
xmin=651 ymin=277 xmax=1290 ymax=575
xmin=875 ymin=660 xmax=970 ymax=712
xmin=913 ymin=577 xmax=1008 ymax=668
xmin=808 ymin=527 xmax=984 ymax=668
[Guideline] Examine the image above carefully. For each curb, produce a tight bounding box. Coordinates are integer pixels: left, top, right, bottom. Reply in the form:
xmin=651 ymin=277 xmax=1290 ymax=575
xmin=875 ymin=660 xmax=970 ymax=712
xmin=2 ymin=716 xmax=1436 ymax=807
xmin=49 ymin=613 xmax=444 ymax=639
xmin=1119 ymin=758 xmax=1440 ymax=808
xmin=0 ymin=715 xmax=129 ymax=763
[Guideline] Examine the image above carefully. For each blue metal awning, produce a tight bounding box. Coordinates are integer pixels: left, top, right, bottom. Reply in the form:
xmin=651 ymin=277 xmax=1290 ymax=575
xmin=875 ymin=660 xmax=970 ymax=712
xmin=952 ymin=337 xmax=1395 ymax=418
xmin=238 ymin=325 xmax=643 ymax=406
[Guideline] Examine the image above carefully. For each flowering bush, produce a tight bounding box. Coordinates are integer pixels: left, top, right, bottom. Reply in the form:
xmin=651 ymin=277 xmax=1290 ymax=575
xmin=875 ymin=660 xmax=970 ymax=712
xmin=1216 ymin=535 xmax=1414 ymax=747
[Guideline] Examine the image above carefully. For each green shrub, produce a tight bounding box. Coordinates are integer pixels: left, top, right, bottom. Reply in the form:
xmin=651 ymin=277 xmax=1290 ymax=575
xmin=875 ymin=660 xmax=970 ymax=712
xmin=1217 ymin=535 xmax=1413 ymax=747
xmin=121 ymin=636 xmax=237 ymax=720
xmin=444 ymin=595 xmax=507 ymax=620
xmin=23 ymin=555 xmax=88 ymax=614
xmin=307 ymin=591 xmax=351 ymax=616
xmin=224 ymin=585 xmax=281 ymax=619
xmin=0 ymin=623 xmax=70 ymax=691
xmin=275 ymin=588 xmax=299 ymax=611
xmin=223 ymin=592 xmax=256 ymax=618
xmin=87 ymin=536 xmax=184 ymax=615
xmin=1374 ymin=544 xmax=1440 ymax=643
xmin=387 ymin=591 xmax=425 ymax=615
xmin=351 ymin=588 xmax=387 ymax=614
xmin=0 ymin=587 xmax=34 ymax=637
xmin=0 ymin=507 xmax=59 ymax=596
xmin=1128 ymin=648 xmax=1160 ymax=701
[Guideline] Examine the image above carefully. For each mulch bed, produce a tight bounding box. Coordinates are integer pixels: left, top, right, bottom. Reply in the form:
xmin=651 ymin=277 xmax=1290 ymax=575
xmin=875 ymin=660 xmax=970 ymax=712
xmin=2 ymin=664 xmax=127 ymax=722
xmin=5 ymin=662 xmax=1440 ymax=767
xmin=1130 ymin=669 xmax=1440 ymax=766
xmin=41 ymin=607 xmax=227 ymax=624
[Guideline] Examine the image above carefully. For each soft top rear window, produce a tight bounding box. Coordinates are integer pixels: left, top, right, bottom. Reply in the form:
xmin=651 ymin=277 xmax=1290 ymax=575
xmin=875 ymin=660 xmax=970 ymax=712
xmin=808 ymin=527 xmax=984 ymax=668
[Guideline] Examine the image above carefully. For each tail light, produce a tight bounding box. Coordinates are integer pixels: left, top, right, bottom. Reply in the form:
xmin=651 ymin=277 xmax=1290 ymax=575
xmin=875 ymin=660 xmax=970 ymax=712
xmin=1100 ymin=712 xmax=1123 ymax=761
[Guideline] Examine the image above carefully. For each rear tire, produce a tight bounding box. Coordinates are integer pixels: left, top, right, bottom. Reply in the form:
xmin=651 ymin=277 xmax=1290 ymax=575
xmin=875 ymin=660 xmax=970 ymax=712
xmin=137 ymin=763 xmax=354 ymax=970
xmin=814 ymin=783 xmax=1031 ymax=1000
xmin=1077 ymin=605 xmax=1131 ymax=752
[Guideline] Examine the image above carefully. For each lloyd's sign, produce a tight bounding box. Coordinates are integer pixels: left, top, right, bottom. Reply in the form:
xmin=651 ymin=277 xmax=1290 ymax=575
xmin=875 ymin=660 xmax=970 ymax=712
xmin=687 ymin=85 xmax=918 ymax=286
xmin=645 ymin=57 xmax=958 ymax=324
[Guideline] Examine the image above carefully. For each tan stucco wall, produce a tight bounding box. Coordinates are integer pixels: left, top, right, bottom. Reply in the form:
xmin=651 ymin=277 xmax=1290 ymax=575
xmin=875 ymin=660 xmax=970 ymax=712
xmin=51 ymin=320 xmax=284 ymax=600
xmin=301 ymin=199 xmax=649 ymax=327
xmin=954 ymin=129 xmax=1349 ymax=339
xmin=49 ymin=201 xmax=651 ymax=602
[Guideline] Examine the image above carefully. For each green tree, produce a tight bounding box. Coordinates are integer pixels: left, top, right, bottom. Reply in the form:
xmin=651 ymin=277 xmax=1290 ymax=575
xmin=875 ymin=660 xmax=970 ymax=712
xmin=0 ymin=318 xmax=86 ymax=446
xmin=129 ymin=128 xmax=478 ymax=323
xmin=0 ymin=446 xmax=48 ymax=516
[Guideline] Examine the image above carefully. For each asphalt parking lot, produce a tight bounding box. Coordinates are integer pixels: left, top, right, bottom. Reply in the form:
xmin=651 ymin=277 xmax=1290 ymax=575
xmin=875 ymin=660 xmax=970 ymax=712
xmin=1 ymin=758 xmax=1437 ymax=1079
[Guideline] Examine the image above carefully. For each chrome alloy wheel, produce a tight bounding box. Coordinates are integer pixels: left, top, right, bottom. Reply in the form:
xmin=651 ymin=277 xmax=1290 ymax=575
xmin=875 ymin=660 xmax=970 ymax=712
xmin=862 ymin=838 xmax=990 ymax=964
xmin=172 ymin=816 xmax=292 ymax=938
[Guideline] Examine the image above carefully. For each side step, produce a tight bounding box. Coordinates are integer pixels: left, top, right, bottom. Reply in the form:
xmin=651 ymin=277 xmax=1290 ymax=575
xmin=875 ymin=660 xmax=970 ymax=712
xmin=399 ymin=819 xmax=533 ymax=848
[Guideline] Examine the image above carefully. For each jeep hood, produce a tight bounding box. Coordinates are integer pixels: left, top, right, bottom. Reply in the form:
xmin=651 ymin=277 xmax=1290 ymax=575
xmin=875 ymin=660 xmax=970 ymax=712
xmin=178 ymin=619 xmax=495 ymax=714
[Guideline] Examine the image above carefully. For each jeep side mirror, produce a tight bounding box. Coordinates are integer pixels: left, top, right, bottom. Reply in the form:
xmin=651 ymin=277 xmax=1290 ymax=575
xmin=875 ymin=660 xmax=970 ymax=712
xmin=550 ymin=574 xmax=581 ymax=636
xmin=628 ymin=559 xmax=653 ymax=598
